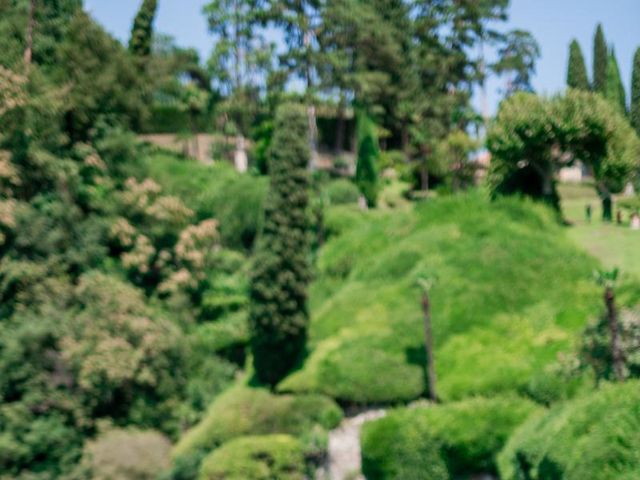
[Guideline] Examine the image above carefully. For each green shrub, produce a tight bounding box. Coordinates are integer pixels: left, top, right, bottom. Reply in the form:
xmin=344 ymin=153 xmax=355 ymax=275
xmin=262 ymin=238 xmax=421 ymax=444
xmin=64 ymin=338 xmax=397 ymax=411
xmin=324 ymin=179 xmax=361 ymax=206
xmin=498 ymin=381 xmax=640 ymax=480
xmin=362 ymin=413 xmax=448 ymax=480
xmin=78 ymin=428 xmax=171 ymax=480
xmin=172 ymin=386 xmax=342 ymax=459
xmin=199 ymin=435 xmax=305 ymax=480
xmin=361 ymin=396 xmax=539 ymax=478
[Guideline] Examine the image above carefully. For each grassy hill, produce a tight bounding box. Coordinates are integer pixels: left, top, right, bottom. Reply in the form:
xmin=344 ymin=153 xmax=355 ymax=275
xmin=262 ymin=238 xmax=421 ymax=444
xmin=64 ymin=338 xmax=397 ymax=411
xmin=280 ymin=192 xmax=601 ymax=403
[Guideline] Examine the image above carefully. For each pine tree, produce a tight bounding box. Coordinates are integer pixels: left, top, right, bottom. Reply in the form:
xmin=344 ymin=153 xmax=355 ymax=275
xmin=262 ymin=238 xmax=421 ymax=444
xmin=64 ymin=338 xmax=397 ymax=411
xmin=567 ymin=39 xmax=590 ymax=90
xmin=605 ymin=50 xmax=627 ymax=114
xmin=631 ymin=47 xmax=640 ymax=135
xmin=129 ymin=0 xmax=158 ymax=58
xmin=249 ymin=103 xmax=311 ymax=387
xmin=355 ymin=111 xmax=379 ymax=207
xmin=593 ymin=24 xmax=608 ymax=93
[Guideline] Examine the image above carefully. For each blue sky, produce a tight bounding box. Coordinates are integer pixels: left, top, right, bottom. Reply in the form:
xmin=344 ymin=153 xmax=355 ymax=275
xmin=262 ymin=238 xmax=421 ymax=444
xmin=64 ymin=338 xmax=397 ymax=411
xmin=85 ymin=0 xmax=640 ymax=113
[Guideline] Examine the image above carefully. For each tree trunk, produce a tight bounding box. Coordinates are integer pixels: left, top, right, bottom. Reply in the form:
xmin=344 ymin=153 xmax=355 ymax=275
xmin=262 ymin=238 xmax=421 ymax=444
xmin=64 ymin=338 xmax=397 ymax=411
xmin=335 ymin=95 xmax=346 ymax=153
xmin=420 ymin=166 xmax=429 ymax=192
xmin=602 ymin=195 xmax=613 ymax=222
xmin=24 ymin=0 xmax=35 ymax=67
xmin=604 ymin=286 xmax=625 ymax=381
xmin=421 ymin=291 xmax=438 ymax=402
xmin=401 ymin=124 xmax=409 ymax=153
xmin=307 ymin=104 xmax=319 ymax=171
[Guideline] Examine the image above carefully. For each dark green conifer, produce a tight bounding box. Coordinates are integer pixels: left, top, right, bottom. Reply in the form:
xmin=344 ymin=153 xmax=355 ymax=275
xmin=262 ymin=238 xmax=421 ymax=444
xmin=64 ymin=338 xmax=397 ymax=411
xmin=593 ymin=24 xmax=608 ymax=93
xmin=355 ymin=112 xmax=379 ymax=208
xmin=605 ymin=50 xmax=627 ymax=114
xmin=631 ymin=47 xmax=640 ymax=135
xmin=129 ymin=0 xmax=158 ymax=58
xmin=567 ymin=39 xmax=590 ymax=90
xmin=249 ymin=103 xmax=311 ymax=387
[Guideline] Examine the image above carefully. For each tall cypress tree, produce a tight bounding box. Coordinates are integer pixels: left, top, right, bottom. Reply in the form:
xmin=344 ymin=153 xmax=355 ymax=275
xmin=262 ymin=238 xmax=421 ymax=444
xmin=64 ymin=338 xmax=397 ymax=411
xmin=249 ymin=103 xmax=311 ymax=387
xmin=605 ymin=50 xmax=627 ymax=114
xmin=631 ymin=47 xmax=640 ymax=135
xmin=593 ymin=24 xmax=608 ymax=93
xmin=567 ymin=39 xmax=590 ymax=90
xmin=355 ymin=111 xmax=379 ymax=208
xmin=129 ymin=0 xmax=158 ymax=58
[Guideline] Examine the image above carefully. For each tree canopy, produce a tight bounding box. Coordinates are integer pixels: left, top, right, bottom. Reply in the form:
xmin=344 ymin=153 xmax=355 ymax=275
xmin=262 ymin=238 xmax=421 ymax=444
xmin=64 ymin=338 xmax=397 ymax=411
xmin=488 ymin=90 xmax=640 ymax=212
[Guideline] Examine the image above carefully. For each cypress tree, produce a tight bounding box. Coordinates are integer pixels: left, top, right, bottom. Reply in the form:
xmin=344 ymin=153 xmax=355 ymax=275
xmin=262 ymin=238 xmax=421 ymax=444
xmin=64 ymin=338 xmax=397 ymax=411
xmin=129 ymin=0 xmax=158 ymax=58
xmin=631 ymin=47 xmax=640 ymax=135
xmin=567 ymin=39 xmax=590 ymax=90
xmin=355 ymin=112 xmax=379 ymax=207
xmin=249 ymin=103 xmax=311 ymax=387
xmin=593 ymin=24 xmax=608 ymax=93
xmin=605 ymin=50 xmax=627 ymax=114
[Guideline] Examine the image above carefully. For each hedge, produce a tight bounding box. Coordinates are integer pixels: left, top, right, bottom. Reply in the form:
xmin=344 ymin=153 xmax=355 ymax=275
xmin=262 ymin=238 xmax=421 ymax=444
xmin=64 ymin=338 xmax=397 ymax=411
xmin=361 ymin=395 xmax=539 ymax=479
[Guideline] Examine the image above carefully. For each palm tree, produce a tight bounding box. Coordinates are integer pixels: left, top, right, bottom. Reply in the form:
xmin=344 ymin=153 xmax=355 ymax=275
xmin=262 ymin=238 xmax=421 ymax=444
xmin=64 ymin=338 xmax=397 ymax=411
xmin=595 ymin=268 xmax=625 ymax=381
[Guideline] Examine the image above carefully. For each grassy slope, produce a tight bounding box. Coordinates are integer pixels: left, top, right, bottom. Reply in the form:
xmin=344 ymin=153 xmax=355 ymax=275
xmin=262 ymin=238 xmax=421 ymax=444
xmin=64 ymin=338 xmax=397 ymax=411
xmin=280 ymin=192 xmax=600 ymax=403
xmin=559 ymin=183 xmax=640 ymax=278
xmin=137 ymin=151 xmax=268 ymax=250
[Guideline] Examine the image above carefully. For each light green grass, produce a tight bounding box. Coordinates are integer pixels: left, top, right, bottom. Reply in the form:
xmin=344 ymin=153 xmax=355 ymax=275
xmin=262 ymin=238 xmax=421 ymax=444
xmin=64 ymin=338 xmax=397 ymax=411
xmin=280 ymin=192 xmax=601 ymax=403
xmin=559 ymin=183 xmax=640 ymax=278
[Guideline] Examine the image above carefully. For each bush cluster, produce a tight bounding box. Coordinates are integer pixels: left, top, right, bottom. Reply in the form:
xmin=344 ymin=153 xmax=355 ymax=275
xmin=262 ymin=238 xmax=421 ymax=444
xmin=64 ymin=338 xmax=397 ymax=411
xmin=361 ymin=395 xmax=539 ymax=479
xmin=173 ymin=386 xmax=342 ymax=459
xmin=498 ymin=381 xmax=640 ymax=480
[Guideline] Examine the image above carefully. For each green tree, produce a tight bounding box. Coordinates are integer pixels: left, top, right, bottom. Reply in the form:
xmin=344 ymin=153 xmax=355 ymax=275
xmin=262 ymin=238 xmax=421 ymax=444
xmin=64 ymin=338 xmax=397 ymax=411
xmin=129 ymin=0 xmax=158 ymax=58
xmin=631 ymin=47 xmax=640 ymax=135
xmin=249 ymin=103 xmax=311 ymax=387
xmin=488 ymin=90 xmax=640 ymax=213
xmin=57 ymin=11 xmax=147 ymax=141
xmin=268 ymin=0 xmax=322 ymax=162
xmin=567 ymin=39 xmax=590 ymax=90
xmin=593 ymin=23 xmax=608 ymax=93
xmin=605 ymin=49 xmax=627 ymax=114
xmin=492 ymin=29 xmax=541 ymax=94
xmin=355 ymin=111 xmax=379 ymax=207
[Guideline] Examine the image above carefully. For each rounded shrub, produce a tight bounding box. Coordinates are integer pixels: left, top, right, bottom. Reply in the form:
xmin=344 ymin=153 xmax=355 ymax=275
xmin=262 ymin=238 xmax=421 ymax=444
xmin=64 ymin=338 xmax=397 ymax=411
xmin=172 ymin=387 xmax=342 ymax=459
xmin=498 ymin=381 xmax=640 ymax=480
xmin=199 ymin=434 xmax=305 ymax=480
xmin=323 ymin=179 xmax=361 ymax=206
xmin=78 ymin=428 xmax=171 ymax=480
xmin=362 ymin=395 xmax=539 ymax=478
xmin=362 ymin=413 xmax=448 ymax=480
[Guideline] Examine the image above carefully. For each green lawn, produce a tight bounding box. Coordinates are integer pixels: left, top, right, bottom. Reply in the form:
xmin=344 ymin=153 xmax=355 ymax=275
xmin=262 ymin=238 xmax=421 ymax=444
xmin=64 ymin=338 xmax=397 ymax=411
xmin=559 ymin=183 xmax=640 ymax=279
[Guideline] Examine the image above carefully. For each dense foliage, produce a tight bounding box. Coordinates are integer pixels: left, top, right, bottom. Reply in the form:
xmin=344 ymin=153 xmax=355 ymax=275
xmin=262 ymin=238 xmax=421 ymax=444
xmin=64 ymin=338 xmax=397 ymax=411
xmin=249 ymin=103 xmax=312 ymax=386
xmin=632 ymin=47 xmax=640 ymax=135
xmin=498 ymin=381 xmax=640 ymax=480
xmin=362 ymin=396 xmax=539 ymax=479
xmin=129 ymin=0 xmax=158 ymax=59
xmin=199 ymin=434 xmax=305 ymax=480
xmin=355 ymin=112 xmax=380 ymax=207
xmin=593 ymin=24 xmax=608 ymax=94
xmin=2 ymin=2 xmax=640 ymax=479
xmin=487 ymin=90 xmax=640 ymax=212
xmin=567 ymin=39 xmax=590 ymax=90
xmin=604 ymin=50 xmax=627 ymax=114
